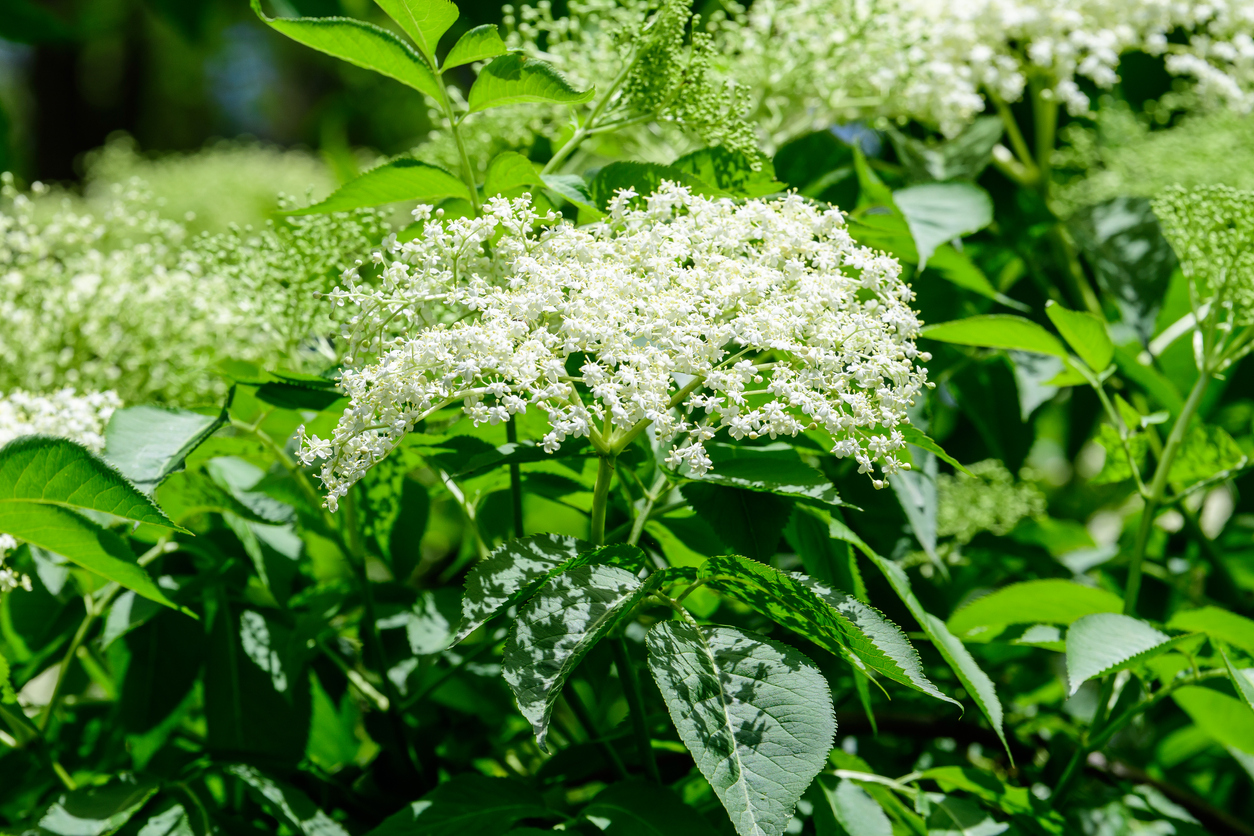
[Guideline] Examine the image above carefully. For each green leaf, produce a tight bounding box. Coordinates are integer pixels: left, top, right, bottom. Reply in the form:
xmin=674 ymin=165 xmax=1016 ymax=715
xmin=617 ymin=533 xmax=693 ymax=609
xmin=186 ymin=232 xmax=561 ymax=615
xmin=670 ymin=146 xmax=785 ymax=197
xmin=589 ymin=162 xmax=723 ymax=211
xmin=887 ymin=117 xmax=1004 ymax=182
xmin=228 ymin=765 xmax=350 ymax=836
xmin=1221 ymin=649 xmax=1254 ymax=714
xmin=947 ymin=580 xmax=1123 ymax=640
xmin=252 ymin=1 xmax=440 ymax=99
xmin=503 ymin=563 xmax=659 ymax=749
xmin=1091 ymin=423 xmax=1149 ymax=486
xmin=918 ymin=767 xmax=1063 ymax=833
xmin=541 ymin=174 xmax=599 ymax=214
xmin=811 ymin=775 xmax=891 ymax=836
xmin=104 ymin=405 xmax=226 ymax=493
xmin=646 ymin=621 xmax=835 ymax=836
xmin=443 ymin=23 xmax=508 ymax=69
xmin=484 ymin=151 xmax=542 ymax=197
xmin=897 ymin=425 xmax=973 ymax=477
xmin=1173 ymin=686 xmax=1254 ymax=756
xmin=827 ymin=520 xmax=1012 ymax=760
xmin=680 ymin=483 xmax=792 ymax=563
xmin=893 ymin=183 xmax=994 ymax=269
xmin=453 ymin=534 xmax=590 ymax=644
xmin=1 ymin=436 xmax=179 ymax=529
xmin=926 ymin=245 xmax=1029 ymax=312
xmin=1045 ymin=302 xmax=1113 ymax=371
xmin=1065 ymin=613 xmax=1186 ymax=695
xmin=33 ymin=776 xmax=160 ymax=836
xmin=921 ymin=315 xmax=1068 ymax=359
xmin=1167 ymin=607 xmax=1254 ymax=657
xmin=698 ymin=554 xmax=956 ymax=706
xmin=373 ymin=0 xmax=458 ymax=62
xmin=291 ymin=157 xmax=470 ymax=214
xmin=846 ymin=211 xmax=918 ymax=264
xmin=364 ymin=774 xmax=552 ymax=836
xmin=1167 ymin=424 xmax=1248 ymax=486
xmin=853 ymin=147 xmax=895 ymax=210
xmin=468 ymin=53 xmax=594 ymax=113
xmin=678 ymin=442 xmax=843 ymax=505
xmin=926 ymin=796 xmax=1008 ymax=836
xmin=0 ymin=650 xmax=14 ymax=704
xmin=581 ymin=781 xmax=720 ymax=836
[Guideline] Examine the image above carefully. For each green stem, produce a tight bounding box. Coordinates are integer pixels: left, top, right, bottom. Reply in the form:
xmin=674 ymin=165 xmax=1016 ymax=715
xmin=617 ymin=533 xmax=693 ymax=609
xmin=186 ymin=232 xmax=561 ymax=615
xmin=541 ymin=59 xmax=636 ymax=176
xmin=506 ymin=419 xmax=524 ymax=538
xmin=627 ymin=473 xmax=669 ymax=547
xmin=437 ymin=86 xmax=481 ymax=215
xmin=611 ymin=637 xmax=660 ymax=782
xmin=590 ymin=455 xmax=616 ymax=546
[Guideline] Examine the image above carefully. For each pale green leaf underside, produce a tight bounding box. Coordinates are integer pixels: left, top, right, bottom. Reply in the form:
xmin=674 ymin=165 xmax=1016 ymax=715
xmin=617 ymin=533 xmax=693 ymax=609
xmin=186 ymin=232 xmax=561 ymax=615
xmin=698 ymin=554 xmax=954 ymax=706
xmin=468 ymin=53 xmax=594 ymax=113
xmin=373 ymin=0 xmax=458 ymax=60
xmin=813 ymin=776 xmax=892 ymax=836
xmin=503 ymin=563 xmax=656 ymax=750
xmin=0 ymin=503 xmax=179 ymax=610
xmin=646 ymin=621 xmax=835 ymax=836
xmin=921 ymin=315 xmax=1068 ymax=359
xmin=104 ymin=405 xmax=226 ymax=493
xmin=893 ymin=182 xmax=993 ymax=268
xmin=0 ymin=436 xmax=178 ymax=529
xmin=252 ymin=1 xmax=440 ymax=100
xmin=453 ymin=533 xmax=589 ymax=644
xmin=1065 ymin=612 xmax=1176 ymax=694
xmin=292 ymin=158 xmax=470 ymax=214
xmin=947 ymin=579 xmax=1123 ymax=639
xmin=443 ymin=23 xmax=508 ymax=69
xmin=1045 ymin=302 xmax=1113 ymax=371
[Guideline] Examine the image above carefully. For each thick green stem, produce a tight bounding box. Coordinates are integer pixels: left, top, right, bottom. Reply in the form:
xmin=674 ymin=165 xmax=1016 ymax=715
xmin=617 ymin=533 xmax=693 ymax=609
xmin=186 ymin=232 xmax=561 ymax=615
xmin=506 ymin=419 xmax=524 ymax=538
xmin=590 ymin=455 xmax=616 ymax=546
xmin=611 ymin=637 xmax=661 ymax=782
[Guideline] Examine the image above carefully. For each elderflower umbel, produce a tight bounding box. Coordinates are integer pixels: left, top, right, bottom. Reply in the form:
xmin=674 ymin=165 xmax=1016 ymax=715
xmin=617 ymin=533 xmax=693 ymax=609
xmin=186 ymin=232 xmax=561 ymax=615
xmin=0 ymin=389 xmax=121 ymax=453
xmin=936 ymin=459 xmax=1047 ymax=545
xmin=1152 ymin=185 xmax=1254 ymax=325
xmin=300 ymin=185 xmax=931 ymax=510
xmin=0 ymin=534 xmax=31 ymax=594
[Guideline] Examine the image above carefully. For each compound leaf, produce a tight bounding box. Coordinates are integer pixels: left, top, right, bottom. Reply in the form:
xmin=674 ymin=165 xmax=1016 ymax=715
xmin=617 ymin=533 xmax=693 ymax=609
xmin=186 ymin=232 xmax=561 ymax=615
xmin=646 ymin=621 xmax=834 ymax=836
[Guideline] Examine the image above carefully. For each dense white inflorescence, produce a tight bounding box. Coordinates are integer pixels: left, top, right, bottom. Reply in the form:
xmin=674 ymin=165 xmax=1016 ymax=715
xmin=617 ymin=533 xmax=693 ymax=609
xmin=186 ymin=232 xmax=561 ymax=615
xmin=300 ymin=185 xmax=931 ymax=510
xmin=0 ymin=534 xmax=31 ymax=594
xmin=0 ymin=388 xmax=121 ymax=452
xmin=716 ymin=0 xmax=1254 ymax=144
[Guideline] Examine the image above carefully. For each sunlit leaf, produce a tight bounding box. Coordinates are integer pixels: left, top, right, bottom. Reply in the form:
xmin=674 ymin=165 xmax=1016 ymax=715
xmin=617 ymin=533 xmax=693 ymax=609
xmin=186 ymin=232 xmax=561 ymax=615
xmin=947 ymin=580 xmax=1123 ymax=640
xmin=467 ymin=53 xmax=594 ymax=113
xmin=1065 ymin=613 xmax=1190 ymax=695
xmin=443 ymin=23 xmax=508 ymax=69
xmin=893 ymin=182 xmax=994 ymax=268
xmin=1045 ymin=301 xmax=1113 ymax=371
xmin=1168 ymin=606 xmax=1254 ymax=657
xmin=291 ymin=157 xmax=470 ymax=213
xmin=374 ymin=0 xmax=458 ymax=61
xmin=921 ymin=315 xmax=1068 ymax=359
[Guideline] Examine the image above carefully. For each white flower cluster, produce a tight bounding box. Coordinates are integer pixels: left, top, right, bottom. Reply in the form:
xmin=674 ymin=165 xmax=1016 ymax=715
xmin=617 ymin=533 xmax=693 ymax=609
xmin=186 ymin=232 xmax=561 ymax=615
xmin=300 ymin=185 xmax=931 ymax=510
xmin=0 ymin=388 xmax=121 ymax=453
xmin=0 ymin=534 xmax=31 ymax=595
xmin=716 ymin=0 xmax=1254 ymax=145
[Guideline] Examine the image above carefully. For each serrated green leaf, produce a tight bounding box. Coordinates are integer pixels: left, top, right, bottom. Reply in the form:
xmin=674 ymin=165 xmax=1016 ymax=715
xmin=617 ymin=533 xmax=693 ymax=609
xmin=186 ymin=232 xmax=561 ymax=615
xmin=443 ymin=23 xmax=507 ymax=69
xmin=670 ymin=146 xmax=785 ymax=197
xmin=1 ymin=436 xmax=178 ymax=529
xmin=453 ymin=534 xmax=590 ymax=644
xmin=1091 ymin=423 xmax=1148 ymax=486
xmin=680 ymin=483 xmax=792 ymax=563
xmin=678 ymin=442 xmax=843 ymax=505
xmin=291 ymin=157 xmax=470 ymax=214
xmin=589 ymin=161 xmax=723 ymax=211
xmin=373 ymin=0 xmax=457 ymax=62
xmin=947 ymin=580 xmax=1123 ymax=640
xmin=926 ymin=245 xmax=1028 ymax=311
xmin=1167 ymin=424 xmax=1248 ymax=486
xmin=897 ymin=425 xmax=973 ymax=477
xmin=468 ymin=53 xmax=593 ymax=113
xmin=698 ymin=554 xmax=956 ymax=706
xmin=1220 ymin=649 xmax=1254 ymax=714
xmin=541 ymin=173 xmax=599 ymax=214
xmin=504 ymin=563 xmax=659 ymax=749
xmin=581 ymin=781 xmax=720 ymax=836
xmin=921 ymin=315 xmax=1068 ymax=359
xmin=811 ymin=775 xmax=891 ymax=836
xmin=1167 ymin=607 xmax=1254 ymax=656
xmin=1065 ymin=613 xmax=1186 ymax=695
xmin=484 ymin=151 xmax=541 ymax=197
xmin=365 ymin=774 xmax=552 ymax=836
xmin=104 ymin=405 xmax=227 ymax=493
xmin=34 ymin=776 xmax=160 ymax=836
xmin=1173 ymin=686 xmax=1254 ymax=756
xmin=887 ymin=117 xmax=1003 ymax=182
xmin=893 ymin=182 xmax=994 ymax=269
xmin=228 ymin=765 xmax=349 ymax=836
xmin=918 ymin=767 xmax=1063 ymax=833
xmin=252 ymin=1 xmax=440 ymax=99
xmin=827 ymin=519 xmax=1011 ymax=760
xmin=1045 ymin=302 xmax=1113 ymax=371
xmin=646 ymin=621 xmax=835 ymax=836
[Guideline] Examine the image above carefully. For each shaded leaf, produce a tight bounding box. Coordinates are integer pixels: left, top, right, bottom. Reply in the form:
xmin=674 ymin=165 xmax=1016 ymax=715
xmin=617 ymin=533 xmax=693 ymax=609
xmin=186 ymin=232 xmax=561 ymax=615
xmin=504 ymin=564 xmax=658 ymax=749
xmin=1221 ymin=649 xmax=1254 ymax=714
xmin=581 ymin=781 xmax=719 ymax=836
xmin=670 ymin=147 xmax=785 ymax=197
xmin=893 ymin=183 xmax=994 ymax=268
xmin=252 ymin=1 xmax=440 ymax=99
xmin=364 ymin=774 xmax=552 ymax=836
xmin=1167 ymin=424 xmax=1248 ymax=486
xmin=810 ymin=775 xmax=891 ymax=836
xmin=646 ymin=621 xmax=835 ymax=836
xmin=947 ymin=580 xmax=1123 ymax=640
xmin=589 ymin=162 xmax=722 ymax=211
xmin=291 ymin=157 xmax=470 ymax=214
xmin=468 ymin=53 xmax=594 ymax=113
xmin=453 ymin=533 xmax=590 ymax=644
xmin=1173 ymin=686 xmax=1254 ymax=756
xmin=1045 ymin=302 xmax=1113 ymax=371
xmin=680 ymin=483 xmax=792 ymax=563
xmin=921 ymin=315 xmax=1067 ymax=359
xmin=541 ymin=174 xmax=599 ymax=214
xmin=898 ymin=425 xmax=973 ymax=477
xmin=887 ymin=117 xmax=1003 ymax=182
xmin=33 ymin=777 xmax=160 ymax=836
xmin=443 ymin=23 xmax=508 ymax=69
xmin=926 ymin=796 xmax=1008 ymax=836
xmin=229 ymin=765 xmax=350 ymax=836
xmin=678 ymin=442 xmax=843 ymax=506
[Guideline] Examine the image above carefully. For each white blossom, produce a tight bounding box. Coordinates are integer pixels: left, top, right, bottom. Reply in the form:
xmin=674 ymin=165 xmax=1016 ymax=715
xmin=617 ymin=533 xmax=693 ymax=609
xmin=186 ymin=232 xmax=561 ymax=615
xmin=0 ymin=388 xmax=121 ymax=452
xmin=301 ymin=185 xmax=931 ymax=509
